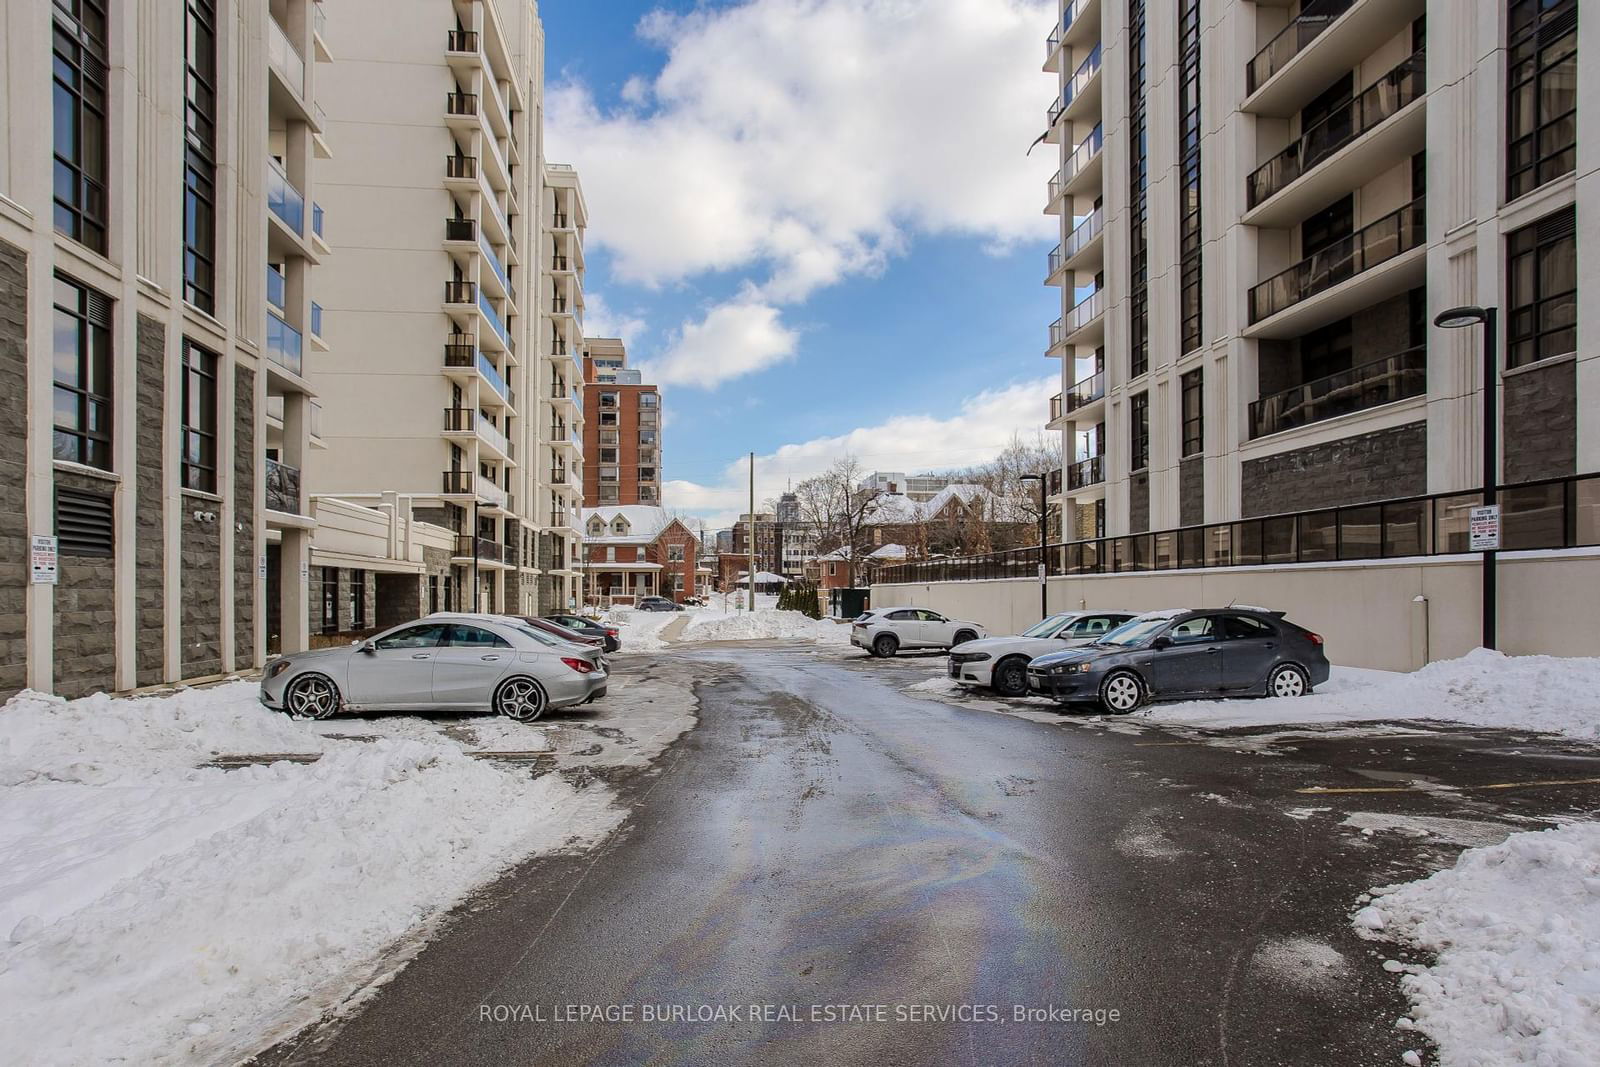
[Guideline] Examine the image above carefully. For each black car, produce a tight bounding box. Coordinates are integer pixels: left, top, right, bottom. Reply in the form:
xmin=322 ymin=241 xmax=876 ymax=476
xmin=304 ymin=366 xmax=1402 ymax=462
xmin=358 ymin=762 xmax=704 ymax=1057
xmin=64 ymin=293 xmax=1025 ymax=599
xmin=1027 ymin=608 xmax=1330 ymax=714
xmin=545 ymin=613 xmax=621 ymax=653
xmin=636 ymin=596 xmax=684 ymax=612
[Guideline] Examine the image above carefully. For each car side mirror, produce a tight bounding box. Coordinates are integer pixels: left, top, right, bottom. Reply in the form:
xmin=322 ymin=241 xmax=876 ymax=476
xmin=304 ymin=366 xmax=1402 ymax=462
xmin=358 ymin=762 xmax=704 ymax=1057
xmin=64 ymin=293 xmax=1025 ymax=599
xmin=1151 ymin=636 xmax=1173 ymax=650
xmin=354 ymin=639 xmax=375 ymax=653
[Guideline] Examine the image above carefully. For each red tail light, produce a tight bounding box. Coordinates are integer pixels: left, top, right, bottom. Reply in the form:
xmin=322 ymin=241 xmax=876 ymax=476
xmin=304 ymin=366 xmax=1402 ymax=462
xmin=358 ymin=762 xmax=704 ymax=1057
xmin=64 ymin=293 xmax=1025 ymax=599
xmin=605 ymin=629 xmax=619 ymax=637
xmin=561 ymin=657 xmax=595 ymax=674
xmin=1307 ymin=632 xmax=1324 ymax=646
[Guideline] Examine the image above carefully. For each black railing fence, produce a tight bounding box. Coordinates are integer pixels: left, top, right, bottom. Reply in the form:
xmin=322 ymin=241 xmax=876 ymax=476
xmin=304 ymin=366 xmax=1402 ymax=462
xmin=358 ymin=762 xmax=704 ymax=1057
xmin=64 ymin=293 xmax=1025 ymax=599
xmin=878 ymin=473 xmax=1600 ymax=585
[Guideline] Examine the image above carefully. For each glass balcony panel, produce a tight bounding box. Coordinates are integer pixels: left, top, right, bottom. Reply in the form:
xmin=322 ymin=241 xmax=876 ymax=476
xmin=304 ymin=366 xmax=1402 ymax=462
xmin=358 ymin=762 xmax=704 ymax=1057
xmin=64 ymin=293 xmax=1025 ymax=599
xmin=1249 ymin=199 xmax=1425 ymax=323
xmin=1064 ymin=44 xmax=1102 ymax=107
xmin=1247 ymin=0 xmax=1355 ymax=95
xmin=477 ymin=289 xmax=511 ymax=347
xmin=266 ymin=267 xmax=285 ymax=311
xmin=266 ymin=311 xmax=303 ymax=375
xmin=265 ymin=458 xmax=302 ymax=515
xmin=267 ymin=16 xmax=306 ymax=96
xmin=310 ymin=302 xmax=322 ymax=337
xmin=1066 ymin=370 xmax=1106 ymax=412
xmin=266 ymin=159 xmax=305 ymax=234
xmin=1249 ymin=345 xmax=1426 ymax=438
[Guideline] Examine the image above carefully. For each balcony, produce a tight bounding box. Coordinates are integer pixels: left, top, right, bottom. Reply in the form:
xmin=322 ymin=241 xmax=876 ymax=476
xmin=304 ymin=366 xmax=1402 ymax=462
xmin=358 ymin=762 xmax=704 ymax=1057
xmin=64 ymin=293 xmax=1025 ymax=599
xmin=479 ymin=233 xmax=511 ymax=295
xmin=267 ymin=15 xmax=306 ymax=98
xmin=265 ymin=459 xmax=302 ymax=515
xmin=445 ymin=28 xmax=480 ymax=60
xmin=445 ymin=154 xmax=478 ymax=182
xmin=310 ymin=302 xmax=323 ymax=341
xmin=478 ymin=352 xmax=511 ymax=406
xmin=454 ymin=535 xmax=504 ymax=564
xmin=442 ymin=470 xmax=474 ymax=496
xmin=1062 ymin=289 xmax=1106 ymax=343
xmin=1044 ymin=26 xmax=1063 ymax=71
xmin=1248 ymin=199 xmax=1425 ymax=333
xmin=266 ymin=158 xmax=304 ymax=236
xmin=1061 ymin=206 xmax=1104 ymax=270
xmin=444 ymin=279 xmax=476 ymax=305
xmin=1049 ymin=393 xmax=1064 ymax=424
xmin=1047 ymin=468 xmax=1063 ymax=497
xmin=1244 ymin=0 xmax=1425 ymax=117
xmin=443 ymin=406 xmax=474 ymax=434
xmin=1060 ymin=0 xmax=1100 ymax=46
xmin=1250 ymin=345 xmax=1426 ymax=439
xmin=476 ymin=413 xmax=510 ymax=459
xmin=1045 ymin=244 xmax=1064 ymax=285
xmin=1061 ymin=44 xmax=1102 ymax=122
xmin=1067 ymin=456 xmax=1105 ymax=491
xmin=1065 ymin=370 xmax=1106 ymax=413
xmin=266 ymin=266 xmax=285 ymax=311
xmin=445 ymin=217 xmax=476 ymax=244
xmin=1047 ymin=316 xmax=1065 ymax=353
xmin=445 ymin=90 xmax=478 ymax=121
xmin=1246 ymin=53 xmax=1426 ymax=226
xmin=550 ymin=467 xmax=568 ymax=485
xmin=1048 ymin=123 xmax=1104 ymax=211
xmin=312 ymin=203 xmax=324 ymax=241
xmin=478 ymin=289 xmax=511 ymax=350
xmin=266 ymin=311 xmax=303 ymax=376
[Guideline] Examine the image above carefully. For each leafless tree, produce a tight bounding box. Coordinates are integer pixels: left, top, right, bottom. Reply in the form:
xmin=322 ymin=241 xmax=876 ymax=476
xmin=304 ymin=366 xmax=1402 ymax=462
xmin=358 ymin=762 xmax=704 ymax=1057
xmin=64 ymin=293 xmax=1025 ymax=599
xmin=793 ymin=456 xmax=883 ymax=587
xmin=943 ymin=433 xmax=1061 ymax=545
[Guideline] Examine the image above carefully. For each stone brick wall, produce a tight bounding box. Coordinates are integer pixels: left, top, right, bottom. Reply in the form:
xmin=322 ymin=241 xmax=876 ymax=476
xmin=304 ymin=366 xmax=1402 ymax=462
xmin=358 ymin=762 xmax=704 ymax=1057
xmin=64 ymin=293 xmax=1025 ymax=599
xmin=1179 ymin=457 xmax=1205 ymax=527
xmin=181 ymin=495 xmax=223 ymax=678
xmin=1129 ymin=472 xmax=1150 ymax=534
xmin=0 ymin=238 xmax=28 ymax=699
xmin=52 ymin=470 xmax=118 ymax=699
xmin=375 ymin=572 xmax=421 ymax=629
xmin=1502 ymin=359 xmax=1576 ymax=484
xmin=233 ymin=366 xmax=256 ymax=668
xmin=135 ymin=316 xmax=166 ymax=685
xmin=1241 ymin=421 xmax=1427 ymax=517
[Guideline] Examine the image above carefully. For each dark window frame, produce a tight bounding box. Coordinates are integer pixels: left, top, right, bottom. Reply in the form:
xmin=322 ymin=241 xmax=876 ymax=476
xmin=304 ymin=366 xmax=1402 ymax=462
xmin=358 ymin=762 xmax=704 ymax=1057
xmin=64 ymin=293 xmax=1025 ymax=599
xmin=1506 ymin=207 xmax=1577 ymax=369
xmin=52 ymin=274 xmax=114 ymax=470
xmin=1127 ymin=0 xmax=1149 ymax=379
xmin=52 ymin=0 xmax=110 ymax=253
xmin=1130 ymin=391 xmax=1150 ymax=472
xmin=1177 ymin=0 xmax=1203 ymax=355
xmin=1507 ymin=0 xmax=1578 ymax=201
xmin=321 ymin=567 xmax=339 ymax=634
xmin=184 ymin=0 xmax=218 ymax=312
xmin=181 ymin=339 xmax=219 ymax=493
xmin=1180 ymin=370 xmax=1204 ymax=458
xmin=350 ymin=570 xmax=367 ymax=629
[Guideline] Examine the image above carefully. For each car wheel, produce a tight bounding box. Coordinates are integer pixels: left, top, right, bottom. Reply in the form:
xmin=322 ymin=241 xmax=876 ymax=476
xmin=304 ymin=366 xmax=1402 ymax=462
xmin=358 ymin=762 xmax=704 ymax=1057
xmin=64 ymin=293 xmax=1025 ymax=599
xmin=1098 ymin=670 xmax=1145 ymax=715
xmin=284 ymin=673 xmax=341 ymax=720
xmin=495 ymin=677 xmax=547 ymax=723
xmin=952 ymin=629 xmax=978 ymax=647
xmin=1268 ymin=663 xmax=1310 ymax=699
xmin=872 ymin=633 xmax=899 ymax=658
xmin=991 ymin=657 xmax=1029 ymax=698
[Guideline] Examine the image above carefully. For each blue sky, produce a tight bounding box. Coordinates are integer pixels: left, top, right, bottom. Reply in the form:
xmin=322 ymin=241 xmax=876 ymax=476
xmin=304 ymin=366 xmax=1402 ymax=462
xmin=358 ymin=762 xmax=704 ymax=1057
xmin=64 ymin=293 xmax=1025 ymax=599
xmin=538 ymin=0 xmax=1060 ymax=527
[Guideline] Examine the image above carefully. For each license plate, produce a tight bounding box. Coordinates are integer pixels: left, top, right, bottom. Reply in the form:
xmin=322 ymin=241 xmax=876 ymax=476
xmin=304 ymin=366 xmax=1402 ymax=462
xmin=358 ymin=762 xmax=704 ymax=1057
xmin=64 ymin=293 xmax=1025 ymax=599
xmin=947 ymin=662 xmax=960 ymax=678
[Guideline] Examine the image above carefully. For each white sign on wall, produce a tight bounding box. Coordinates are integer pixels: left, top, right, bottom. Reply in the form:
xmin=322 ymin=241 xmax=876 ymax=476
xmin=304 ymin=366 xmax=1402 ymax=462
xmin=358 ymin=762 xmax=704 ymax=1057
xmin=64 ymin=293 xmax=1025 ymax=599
xmin=30 ymin=535 xmax=58 ymax=585
xmin=1469 ymin=505 xmax=1501 ymax=552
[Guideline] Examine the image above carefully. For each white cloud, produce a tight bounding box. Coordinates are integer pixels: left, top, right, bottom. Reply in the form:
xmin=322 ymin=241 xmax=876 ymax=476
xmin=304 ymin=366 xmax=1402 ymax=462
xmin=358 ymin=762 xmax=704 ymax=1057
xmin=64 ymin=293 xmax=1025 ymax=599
xmin=578 ymin=291 xmax=648 ymax=348
xmin=665 ymin=375 xmax=1059 ymax=529
xmin=546 ymin=0 xmax=1056 ymax=303
xmin=639 ymin=299 xmax=799 ymax=388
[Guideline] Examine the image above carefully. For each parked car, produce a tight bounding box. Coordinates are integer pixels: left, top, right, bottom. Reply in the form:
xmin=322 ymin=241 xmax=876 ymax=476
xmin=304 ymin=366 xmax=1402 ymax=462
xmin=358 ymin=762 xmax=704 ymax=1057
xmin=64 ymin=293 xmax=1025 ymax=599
xmin=636 ymin=596 xmax=684 ymax=612
xmin=948 ymin=611 xmax=1139 ymax=696
xmin=852 ymin=607 xmax=987 ymax=658
xmin=518 ymin=615 xmax=606 ymax=651
xmin=260 ymin=615 xmax=607 ymax=723
xmin=1027 ymin=608 xmax=1329 ymax=714
xmin=544 ymin=613 xmax=621 ymax=653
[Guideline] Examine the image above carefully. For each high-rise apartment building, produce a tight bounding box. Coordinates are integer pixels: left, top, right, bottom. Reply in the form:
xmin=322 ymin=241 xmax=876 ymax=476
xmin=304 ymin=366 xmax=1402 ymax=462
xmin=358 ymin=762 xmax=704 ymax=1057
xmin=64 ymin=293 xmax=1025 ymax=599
xmin=0 ymin=0 xmax=331 ymax=697
xmin=582 ymin=338 xmax=663 ymax=507
xmin=1043 ymin=0 xmax=1595 ymax=548
xmin=309 ymin=0 xmax=585 ymax=614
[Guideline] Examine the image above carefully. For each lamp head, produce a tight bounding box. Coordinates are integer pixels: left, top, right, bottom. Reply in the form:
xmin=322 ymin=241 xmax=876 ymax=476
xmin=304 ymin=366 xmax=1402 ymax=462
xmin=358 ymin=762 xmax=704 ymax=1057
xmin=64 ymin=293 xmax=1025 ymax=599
xmin=1434 ymin=306 xmax=1489 ymax=330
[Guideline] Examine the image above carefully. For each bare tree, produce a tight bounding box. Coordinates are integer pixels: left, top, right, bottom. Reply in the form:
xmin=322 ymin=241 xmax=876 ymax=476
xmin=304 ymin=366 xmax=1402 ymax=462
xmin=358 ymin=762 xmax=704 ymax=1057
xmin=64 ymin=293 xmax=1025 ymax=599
xmin=943 ymin=433 xmax=1061 ymax=546
xmin=793 ymin=455 xmax=883 ymax=587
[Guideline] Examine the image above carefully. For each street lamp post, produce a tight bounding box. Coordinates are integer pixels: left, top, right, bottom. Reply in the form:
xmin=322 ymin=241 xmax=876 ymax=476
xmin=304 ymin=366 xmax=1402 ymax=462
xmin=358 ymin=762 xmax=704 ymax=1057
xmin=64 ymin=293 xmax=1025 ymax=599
xmin=1433 ymin=305 xmax=1499 ymax=651
xmin=1020 ymin=473 xmax=1049 ymax=621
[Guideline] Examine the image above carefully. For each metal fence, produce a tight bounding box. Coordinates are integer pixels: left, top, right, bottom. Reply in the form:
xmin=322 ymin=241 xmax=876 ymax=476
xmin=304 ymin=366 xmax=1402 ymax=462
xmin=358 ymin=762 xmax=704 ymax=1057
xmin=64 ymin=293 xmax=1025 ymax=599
xmin=878 ymin=473 xmax=1600 ymax=585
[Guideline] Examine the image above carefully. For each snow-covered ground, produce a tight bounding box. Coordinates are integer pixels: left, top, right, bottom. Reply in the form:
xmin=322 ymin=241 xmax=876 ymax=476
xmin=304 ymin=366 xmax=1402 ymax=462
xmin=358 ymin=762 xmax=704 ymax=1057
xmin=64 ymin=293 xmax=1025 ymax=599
xmin=0 ymin=681 xmax=632 ymax=1066
xmin=601 ymin=600 xmax=849 ymax=650
xmin=1354 ymin=821 xmax=1600 ymax=1066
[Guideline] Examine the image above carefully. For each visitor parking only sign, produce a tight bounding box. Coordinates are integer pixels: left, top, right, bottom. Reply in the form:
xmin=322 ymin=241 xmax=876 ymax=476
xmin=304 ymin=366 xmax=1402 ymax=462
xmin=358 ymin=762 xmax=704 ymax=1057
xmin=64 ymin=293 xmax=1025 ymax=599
xmin=1469 ymin=505 xmax=1501 ymax=552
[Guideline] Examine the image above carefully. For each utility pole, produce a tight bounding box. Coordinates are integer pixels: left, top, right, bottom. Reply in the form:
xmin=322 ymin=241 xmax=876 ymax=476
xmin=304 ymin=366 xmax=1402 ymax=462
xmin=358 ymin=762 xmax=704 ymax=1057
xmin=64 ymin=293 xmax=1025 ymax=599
xmin=748 ymin=451 xmax=757 ymax=612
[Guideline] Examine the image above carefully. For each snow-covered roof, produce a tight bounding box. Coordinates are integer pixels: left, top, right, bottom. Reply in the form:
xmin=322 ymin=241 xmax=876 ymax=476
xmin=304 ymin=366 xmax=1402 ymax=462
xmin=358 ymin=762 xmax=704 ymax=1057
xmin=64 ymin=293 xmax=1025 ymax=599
xmin=868 ymin=543 xmax=908 ymax=560
xmin=863 ymin=484 xmax=1005 ymax=525
xmin=735 ymin=570 xmax=789 ymax=584
xmin=581 ymin=506 xmax=678 ymax=544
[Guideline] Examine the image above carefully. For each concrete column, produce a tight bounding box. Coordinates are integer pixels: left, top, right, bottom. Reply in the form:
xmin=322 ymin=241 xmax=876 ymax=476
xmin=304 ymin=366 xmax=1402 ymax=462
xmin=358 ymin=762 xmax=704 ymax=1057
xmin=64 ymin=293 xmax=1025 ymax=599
xmin=279 ymin=528 xmax=312 ymax=654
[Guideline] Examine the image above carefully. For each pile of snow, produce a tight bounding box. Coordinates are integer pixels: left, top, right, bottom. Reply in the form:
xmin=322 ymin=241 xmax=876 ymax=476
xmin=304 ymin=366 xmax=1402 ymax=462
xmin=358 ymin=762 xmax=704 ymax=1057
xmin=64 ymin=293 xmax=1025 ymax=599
xmin=601 ymin=606 xmax=681 ymax=652
xmin=1141 ymin=649 xmax=1600 ymax=741
xmin=0 ymin=683 xmax=620 ymax=1065
xmin=1354 ymin=821 xmax=1600 ymax=1066
xmin=683 ymin=608 xmax=849 ymax=646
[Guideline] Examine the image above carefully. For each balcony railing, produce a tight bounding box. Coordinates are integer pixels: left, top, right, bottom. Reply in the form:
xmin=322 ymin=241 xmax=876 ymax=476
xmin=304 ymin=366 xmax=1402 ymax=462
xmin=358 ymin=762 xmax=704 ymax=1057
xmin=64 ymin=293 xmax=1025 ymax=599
xmin=1047 ymin=468 xmax=1064 ymax=496
xmin=446 ymin=91 xmax=478 ymax=117
xmin=552 ymin=212 xmax=569 ymax=228
xmin=479 ymin=233 xmax=510 ymax=291
xmin=267 ymin=16 xmax=306 ymax=96
xmin=1063 ymin=289 xmax=1105 ymax=336
xmin=478 ymin=352 xmax=510 ymax=403
xmin=550 ymin=468 xmax=568 ymax=485
xmin=1061 ymin=0 xmax=1092 ymax=36
xmin=446 ymin=29 xmax=479 ymax=53
xmin=476 ymin=413 xmax=509 ymax=456
xmin=446 ymin=154 xmax=478 ymax=180
xmin=1250 ymin=345 xmax=1426 ymax=439
xmin=1067 ymin=455 xmax=1105 ymax=491
xmin=444 ymin=406 xmax=473 ymax=432
xmin=443 ymin=470 xmax=474 ymax=495
xmin=266 ymin=311 xmax=303 ymax=376
xmin=312 ymin=203 xmax=324 ymax=239
xmin=1248 ymin=52 xmax=1425 ymax=209
xmin=1249 ymin=198 xmax=1425 ymax=324
xmin=1066 ymin=370 xmax=1106 ymax=412
xmin=444 ymin=337 xmax=474 ymax=366
xmin=265 ymin=459 xmax=302 ymax=515
xmin=1063 ymin=206 xmax=1104 ymax=262
xmin=1047 ymin=97 xmax=1065 ymax=130
xmin=1046 ymin=244 xmax=1063 ymax=280
xmin=478 ymin=289 xmax=511 ymax=348
xmin=1051 ymin=123 xmax=1104 ymax=200
xmin=880 ymin=472 xmax=1600 ymax=584
xmin=1247 ymin=0 xmax=1354 ymax=95
xmin=456 ymin=535 xmax=504 ymax=563
xmin=310 ymin=302 xmax=322 ymax=338
xmin=266 ymin=266 xmax=285 ymax=311
xmin=1049 ymin=393 xmax=1064 ymax=422
xmin=445 ymin=217 xmax=476 ymax=242
xmin=1063 ymin=44 xmax=1102 ymax=109
xmin=1048 ymin=317 xmax=1065 ymax=350
xmin=551 ymin=254 xmax=569 ymax=271
xmin=1045 ymin=26 xmax=1062 ymax=61
xmin=266 ymin=158 xmax=304 ymax=235
xmin=444 ymin=279 xmax=476 ymax=304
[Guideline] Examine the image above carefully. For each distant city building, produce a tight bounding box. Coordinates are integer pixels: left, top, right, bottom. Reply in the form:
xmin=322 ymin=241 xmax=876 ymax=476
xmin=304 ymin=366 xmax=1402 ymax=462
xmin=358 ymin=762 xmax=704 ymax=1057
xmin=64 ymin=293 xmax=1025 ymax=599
xmin=858 ymin=471 xmax=953 ymax=502
xmin=582 ymin=339 xmax=662 ymax=507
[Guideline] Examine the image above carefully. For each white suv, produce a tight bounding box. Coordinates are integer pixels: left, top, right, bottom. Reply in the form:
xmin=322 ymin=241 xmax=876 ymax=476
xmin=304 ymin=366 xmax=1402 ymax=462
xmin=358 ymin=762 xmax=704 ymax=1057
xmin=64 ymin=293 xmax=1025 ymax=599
xmin=852 ymin=607 xmax=987 ymax=658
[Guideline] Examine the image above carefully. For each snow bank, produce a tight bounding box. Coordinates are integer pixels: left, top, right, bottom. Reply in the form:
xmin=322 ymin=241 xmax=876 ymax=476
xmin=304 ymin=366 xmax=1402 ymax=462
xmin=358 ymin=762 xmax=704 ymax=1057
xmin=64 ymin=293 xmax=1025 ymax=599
xmin=601 ymin=606 xmax=681 ymax=652
xmin=0 ymin=683 xmax=621 ymax=1066
xmin=1140 ymin=649 xmax=1600 ymax=741
xmin=1354 ymin=821 xmax=1600 ymax=1066
xmin=683 ymin=608 xmax=849 ymax=646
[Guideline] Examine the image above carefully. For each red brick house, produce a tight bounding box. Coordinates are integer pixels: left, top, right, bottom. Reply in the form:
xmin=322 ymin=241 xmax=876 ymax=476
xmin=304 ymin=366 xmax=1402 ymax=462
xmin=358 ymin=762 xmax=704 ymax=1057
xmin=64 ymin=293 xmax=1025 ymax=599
xmin=581 ymin=507 xmax=701 ymax=606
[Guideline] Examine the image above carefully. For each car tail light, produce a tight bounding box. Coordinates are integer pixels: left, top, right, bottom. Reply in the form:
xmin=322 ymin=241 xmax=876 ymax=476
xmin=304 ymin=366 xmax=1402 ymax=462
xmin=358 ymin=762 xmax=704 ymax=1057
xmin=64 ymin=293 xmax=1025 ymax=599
xmin=1306 ymin=632 xmax=1324 ymax=646
xmin=562 ymin=657 xmax=595 ymax=674
xmin=605 ymin=629 xmax=619 ymax=637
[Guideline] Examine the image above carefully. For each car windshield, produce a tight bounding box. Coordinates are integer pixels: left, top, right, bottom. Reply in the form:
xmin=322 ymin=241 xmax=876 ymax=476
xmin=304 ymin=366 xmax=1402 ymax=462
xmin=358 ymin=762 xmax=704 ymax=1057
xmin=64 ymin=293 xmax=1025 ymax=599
xmin=1020 ymin=614 xmax=1074 ymax=639
xmin=1094 ymin=618 xmax=1170 ymax=648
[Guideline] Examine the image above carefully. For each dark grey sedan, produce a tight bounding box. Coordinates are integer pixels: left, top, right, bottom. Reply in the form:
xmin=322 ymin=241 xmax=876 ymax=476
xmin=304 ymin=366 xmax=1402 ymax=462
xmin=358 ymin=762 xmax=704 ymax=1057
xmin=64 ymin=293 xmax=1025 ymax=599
xmin=1027 ymin=609 xmax=1330 ymax=714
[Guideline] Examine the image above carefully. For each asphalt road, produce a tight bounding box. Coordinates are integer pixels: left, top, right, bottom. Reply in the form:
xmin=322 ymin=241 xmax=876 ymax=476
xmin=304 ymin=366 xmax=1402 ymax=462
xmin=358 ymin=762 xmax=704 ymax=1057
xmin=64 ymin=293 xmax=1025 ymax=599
xmin=258 ymin=646 xmax=1600 ymax=1067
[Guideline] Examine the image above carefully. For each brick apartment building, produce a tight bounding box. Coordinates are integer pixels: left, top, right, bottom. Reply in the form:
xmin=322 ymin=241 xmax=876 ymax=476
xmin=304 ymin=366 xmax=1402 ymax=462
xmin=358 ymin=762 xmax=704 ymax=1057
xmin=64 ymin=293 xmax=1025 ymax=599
xmin=582 ymin=338 xmax=662 ymax=507
xmin=581 ymin=506 xmax=700 ymax=605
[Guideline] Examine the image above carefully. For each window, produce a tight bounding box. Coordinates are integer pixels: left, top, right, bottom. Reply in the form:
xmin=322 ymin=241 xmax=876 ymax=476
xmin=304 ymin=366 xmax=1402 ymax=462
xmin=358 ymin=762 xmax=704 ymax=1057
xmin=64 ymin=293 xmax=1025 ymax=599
xmin=52 ymin=0 xmax=109 ymax=252
xmin=184 ymin=0 xmax=218 ymax=312
xmin=321 ymin=568 xmax=339 ymax=634
xmin=1130 ymin=391 xmax=1150 ymax=471
xmin=350 ymin=571 xmax=367 ymax=629
xmin=1222 ymin=614 xmax=1275 ymax=640
xmin=1507 ymin=0 xmax=1578 ymax=200
xmin=1167 ymin=616 xmax=1216 ymax=644
xmin=429 ymin=575 xmax=440 ymax=614
xmin=55 ymin=485 xmax=114 ymax=556
xmin=443 ymin=624 xmax=510 ymax=648
xmin=1180 ymin=370 xmax=1203 ymax=458
xmin=52 ymin=275 xmax=113 ymax=470
xmin=639 ymin=430 xmax=658 ymax=446
xmin=639 ymin=392 xmax=659 ymax=408
xmin=181 ymin=340 xmax=218 ymax=492
xmin=1507 ymin=208 xmax=1576 ymax=369
xmin=635 ymin=546 xmax=647 ymax=561
xmin=1177 ymin=0 xmax=1202 ymax=355
xmin=667 ymin=544 xmax=685 ymax=562
xmin=374 ymin=623 xmax=448 ymax=650
xmin=638 ymin=467 xmax=657 ymax=482
xmin=1127 ymin=0 xmax=1149 ymax=379
xmin=600 ymin=448 xmax=618 ymax=463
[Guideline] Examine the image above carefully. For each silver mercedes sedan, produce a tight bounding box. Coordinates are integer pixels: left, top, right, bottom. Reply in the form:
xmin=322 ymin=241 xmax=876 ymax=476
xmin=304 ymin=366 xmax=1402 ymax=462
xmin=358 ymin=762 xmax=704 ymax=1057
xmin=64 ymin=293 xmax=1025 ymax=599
xmin=259 ymin=614 xmax=607 ymax=722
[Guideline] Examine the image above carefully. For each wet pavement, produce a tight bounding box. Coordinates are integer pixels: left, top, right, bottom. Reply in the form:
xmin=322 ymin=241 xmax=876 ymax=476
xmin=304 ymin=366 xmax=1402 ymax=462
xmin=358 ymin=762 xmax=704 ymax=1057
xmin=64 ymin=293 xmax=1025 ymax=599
xmin=256 ymin=645 xmax=1600 ymax=1067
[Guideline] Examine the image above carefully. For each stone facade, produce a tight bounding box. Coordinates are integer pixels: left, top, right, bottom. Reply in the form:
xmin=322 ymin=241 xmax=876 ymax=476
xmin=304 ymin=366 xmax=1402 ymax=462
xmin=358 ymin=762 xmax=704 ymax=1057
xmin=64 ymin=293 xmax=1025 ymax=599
xmin=180 ymin=494 xmax=224 ymax=678
xmin=1129 ymin=472 xmax=1150 ymax=534
xmin=52 ymin=470 xmax=118 ymax=699
xmin=233 ymin=366 xmax=256 ymax=669
xmin=0 ymin=238 xmax=27 ymax=700
xmin=375 ymin=572 xmax=422 ymax=629
xmin=1241 ymin=421 xmax=1427 ymax=518
xmin=1502 ymin=358 xmax=1576 ymax=484
xmin=1179 ymin=457 xmax=1205 ymax=527
xmin=135 ymin=316 xmax=166 ymax=685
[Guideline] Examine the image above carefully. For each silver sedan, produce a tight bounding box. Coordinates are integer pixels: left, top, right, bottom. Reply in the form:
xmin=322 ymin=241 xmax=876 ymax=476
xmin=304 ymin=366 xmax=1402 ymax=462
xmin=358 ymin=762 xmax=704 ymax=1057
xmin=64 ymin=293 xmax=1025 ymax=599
xmin=259 ymin=615 xmax=607 ymax=722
